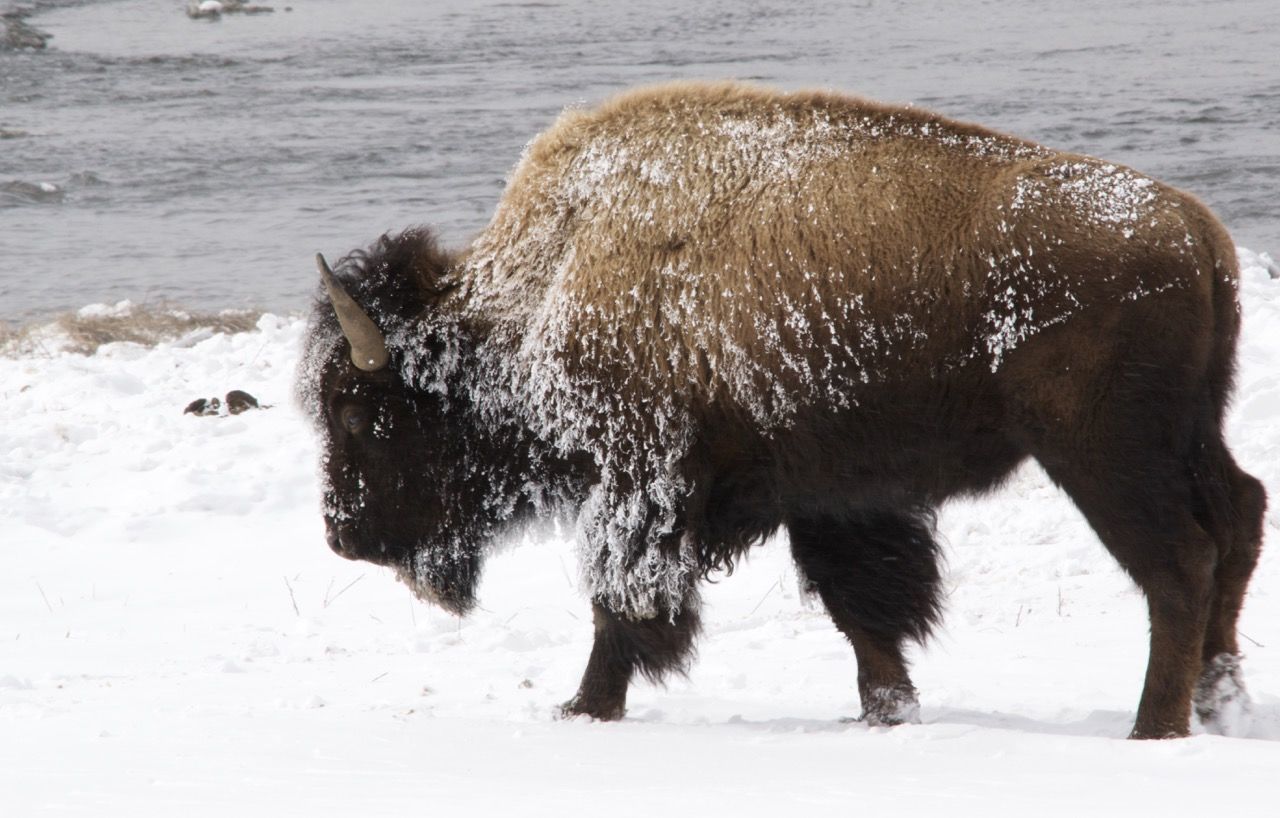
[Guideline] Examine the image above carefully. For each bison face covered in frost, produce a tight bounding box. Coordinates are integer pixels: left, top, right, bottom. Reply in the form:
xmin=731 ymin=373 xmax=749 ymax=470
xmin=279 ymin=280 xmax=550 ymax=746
xmin=299 ymin=82 xmax=1265 ymax=739
xmin=302 ymin=235 xmax=570 ymax=616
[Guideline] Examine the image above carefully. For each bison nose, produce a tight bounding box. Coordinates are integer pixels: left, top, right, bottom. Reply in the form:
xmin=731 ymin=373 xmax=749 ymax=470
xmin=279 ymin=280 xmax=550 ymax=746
xmin=324 ymin=520 xmax=357 ymax=561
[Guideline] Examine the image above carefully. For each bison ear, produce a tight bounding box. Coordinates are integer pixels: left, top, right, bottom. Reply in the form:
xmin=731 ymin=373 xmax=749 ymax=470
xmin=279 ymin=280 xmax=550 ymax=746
xmin=399 ymin=227 xmax=457 ymax=303
xmin=317 ymin=253 xmax=391 ymax=372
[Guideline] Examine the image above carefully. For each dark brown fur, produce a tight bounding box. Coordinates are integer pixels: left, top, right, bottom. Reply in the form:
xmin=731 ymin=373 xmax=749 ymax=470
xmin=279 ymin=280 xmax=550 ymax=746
xmin=299 ymin=82 xmax=1265 ymax=739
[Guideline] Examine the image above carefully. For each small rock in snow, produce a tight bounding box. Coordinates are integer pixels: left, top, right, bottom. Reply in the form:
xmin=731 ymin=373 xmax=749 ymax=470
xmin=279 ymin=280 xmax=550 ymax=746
xmin=184 ymin=396 xmax=221 ymax=416
xmin=226 ymin=389 xmax=263 ymax=414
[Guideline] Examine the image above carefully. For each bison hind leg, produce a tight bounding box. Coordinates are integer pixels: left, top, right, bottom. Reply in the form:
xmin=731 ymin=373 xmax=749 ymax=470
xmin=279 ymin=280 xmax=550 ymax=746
xmin=1189 ymin=436 xmax=1266 ymax=736
xmin=788 ymin=507 xmax=944 ymax=726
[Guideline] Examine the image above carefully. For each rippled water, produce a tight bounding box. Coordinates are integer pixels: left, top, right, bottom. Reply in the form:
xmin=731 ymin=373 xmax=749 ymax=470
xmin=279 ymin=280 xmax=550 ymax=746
xmin=2 ymin=0 xmax=1277 ymax=322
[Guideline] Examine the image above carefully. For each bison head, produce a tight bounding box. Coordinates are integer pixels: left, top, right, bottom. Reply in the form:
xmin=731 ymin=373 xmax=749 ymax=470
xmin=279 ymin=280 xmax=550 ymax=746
xmin=299 ymin=229 xmax=494 ymax=616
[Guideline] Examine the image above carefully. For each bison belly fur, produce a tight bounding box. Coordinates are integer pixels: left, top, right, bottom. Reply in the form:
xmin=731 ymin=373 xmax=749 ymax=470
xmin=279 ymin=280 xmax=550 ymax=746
xmin=297 ymin=81 xmax=1265 ymax=740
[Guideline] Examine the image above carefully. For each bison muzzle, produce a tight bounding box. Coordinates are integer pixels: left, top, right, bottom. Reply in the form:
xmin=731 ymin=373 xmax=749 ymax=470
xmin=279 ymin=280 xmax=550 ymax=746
xmin=298 ymin=82 xmax=1265 ymax=739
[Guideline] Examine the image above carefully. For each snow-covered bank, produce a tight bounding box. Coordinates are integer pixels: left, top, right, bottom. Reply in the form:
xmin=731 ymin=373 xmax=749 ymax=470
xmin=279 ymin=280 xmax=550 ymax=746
xmin=2 ymin=250 xmax=1279 ymax=814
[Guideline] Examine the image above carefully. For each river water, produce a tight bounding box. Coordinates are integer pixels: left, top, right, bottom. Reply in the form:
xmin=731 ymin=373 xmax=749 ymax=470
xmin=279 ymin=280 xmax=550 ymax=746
xmin=2 ymin=0 xmax=1277 ymax=322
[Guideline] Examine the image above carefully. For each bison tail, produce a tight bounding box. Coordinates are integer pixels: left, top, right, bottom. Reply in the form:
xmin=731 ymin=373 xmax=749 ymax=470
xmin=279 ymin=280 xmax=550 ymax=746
xmin=1191 ymin=202 xmax=1244 ymax=428
xmin=1180 ymin=201 xmax=1266 ymax=594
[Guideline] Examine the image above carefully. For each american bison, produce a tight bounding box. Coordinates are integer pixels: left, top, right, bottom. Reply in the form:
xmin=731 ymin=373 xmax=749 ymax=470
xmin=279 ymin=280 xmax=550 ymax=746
xmin=298 ymin=82 xmax=1264 ymax=739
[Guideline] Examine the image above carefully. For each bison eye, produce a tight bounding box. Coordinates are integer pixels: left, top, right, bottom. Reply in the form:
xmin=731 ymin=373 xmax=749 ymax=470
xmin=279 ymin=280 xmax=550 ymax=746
xmin=340 ymin=405 xmax=370 ymax=435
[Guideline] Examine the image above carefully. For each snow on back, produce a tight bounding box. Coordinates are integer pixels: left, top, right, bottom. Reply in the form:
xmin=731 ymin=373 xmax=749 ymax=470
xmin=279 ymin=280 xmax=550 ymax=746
xmin=1012 ymin=161 xmax=1160 ymax=238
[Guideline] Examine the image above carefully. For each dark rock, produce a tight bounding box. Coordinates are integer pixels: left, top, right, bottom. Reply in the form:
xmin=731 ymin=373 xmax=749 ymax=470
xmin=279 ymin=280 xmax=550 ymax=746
xmin=184 ymin=397 xmax=221 ymax=416
xmin=225 ymin=390 xmax=263 ymax=414
xmin=1 ymin=10 xmax=51 ymax=50
xmin=0 ymin=180 xmax=64 ymax=204
xmin=186 ymin=1 xmax=275 ymax=19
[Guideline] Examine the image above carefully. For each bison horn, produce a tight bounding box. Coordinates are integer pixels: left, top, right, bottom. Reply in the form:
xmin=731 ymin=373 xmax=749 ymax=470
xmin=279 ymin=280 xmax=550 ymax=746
xmin=316 ymin=253 xmax=390 ymax=372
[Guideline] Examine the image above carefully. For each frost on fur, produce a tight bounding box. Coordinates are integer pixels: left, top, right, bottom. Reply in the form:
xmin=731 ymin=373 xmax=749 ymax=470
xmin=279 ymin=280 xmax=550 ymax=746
xmin=453 ymin=86 xmax=1176 ymax=615
xmin=860 ymin=684 xmax=922 ymax=727
xmin=1195 ymin=653 xmax=1253 ymax=737
xmin=302 ymin=82 xmax=1241 ymax=629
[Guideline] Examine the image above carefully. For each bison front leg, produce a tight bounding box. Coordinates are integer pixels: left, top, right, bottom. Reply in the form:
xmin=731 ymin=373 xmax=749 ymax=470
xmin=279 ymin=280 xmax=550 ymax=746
xmin=560 ymin=599 xmax=702 ymax=721
xmin=788 ymin=510 xmax=944 ymax=727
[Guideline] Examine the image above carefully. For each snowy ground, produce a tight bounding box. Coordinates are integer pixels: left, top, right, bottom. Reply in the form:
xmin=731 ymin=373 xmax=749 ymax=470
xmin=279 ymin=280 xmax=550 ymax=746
xmin=3 ymin=250 xmax=1280 ymax=815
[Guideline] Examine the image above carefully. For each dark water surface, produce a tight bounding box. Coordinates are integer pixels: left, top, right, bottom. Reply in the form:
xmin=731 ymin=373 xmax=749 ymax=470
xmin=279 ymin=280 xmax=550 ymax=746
xmin=2 ymin=0 xmax=1278 ymax=321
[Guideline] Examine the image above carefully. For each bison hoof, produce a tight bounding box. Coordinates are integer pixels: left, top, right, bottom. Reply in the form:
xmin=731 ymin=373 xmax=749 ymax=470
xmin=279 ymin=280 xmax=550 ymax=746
xmin=1194 ymin=653 xmax=1253 ymax=737
xmin=1127 ymin=724 xmax=1189 ymax=740
xmin=859 ymin=684 xmax=921 ymax=727
xmin=558 ymin=696 xmax=626 ymax=722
